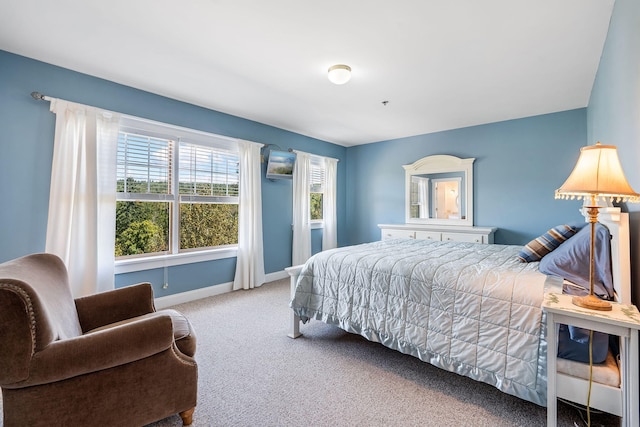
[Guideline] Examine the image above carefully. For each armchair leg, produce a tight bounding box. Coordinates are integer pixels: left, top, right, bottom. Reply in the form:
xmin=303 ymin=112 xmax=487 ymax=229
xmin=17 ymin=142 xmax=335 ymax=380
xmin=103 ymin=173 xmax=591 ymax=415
xmin=179 ymin=407 xmax=195 ymax=426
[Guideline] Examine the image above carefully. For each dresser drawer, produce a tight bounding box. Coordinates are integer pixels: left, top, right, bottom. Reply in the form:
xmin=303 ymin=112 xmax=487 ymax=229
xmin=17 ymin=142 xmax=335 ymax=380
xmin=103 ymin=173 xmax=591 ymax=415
xmin=381 ymin=229 xmax=416 ymax=240
xmin=415 ymin=231 xmax=441 ymax=241
xmin=442 ymin=232 xmax=484 ymax=244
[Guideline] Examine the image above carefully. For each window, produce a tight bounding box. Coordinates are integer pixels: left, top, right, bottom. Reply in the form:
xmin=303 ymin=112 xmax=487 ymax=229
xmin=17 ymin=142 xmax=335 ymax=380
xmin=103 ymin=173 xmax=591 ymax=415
xmin=310 ymin=156 xmax=325 ymax=221
xmin=115 ymin=117 xmax=239 ymax=259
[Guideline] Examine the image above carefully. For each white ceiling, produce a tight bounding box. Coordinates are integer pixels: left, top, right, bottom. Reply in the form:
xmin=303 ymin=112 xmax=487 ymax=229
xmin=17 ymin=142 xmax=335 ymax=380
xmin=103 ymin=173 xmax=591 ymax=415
xmin=0 ymin=0 xmax=614 ymax=147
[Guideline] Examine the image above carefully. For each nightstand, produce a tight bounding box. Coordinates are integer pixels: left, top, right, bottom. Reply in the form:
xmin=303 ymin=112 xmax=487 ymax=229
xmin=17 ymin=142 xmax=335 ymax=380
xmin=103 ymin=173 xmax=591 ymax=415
xmin=543 ymin=293 xmax=640 ymax=427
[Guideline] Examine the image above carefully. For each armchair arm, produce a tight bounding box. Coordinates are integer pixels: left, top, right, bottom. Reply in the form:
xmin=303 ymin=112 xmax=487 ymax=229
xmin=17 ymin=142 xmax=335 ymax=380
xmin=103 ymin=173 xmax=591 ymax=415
xmin=75 ymin=283 xmax=156 ymax=332
xmin=12 ymin=312 xmax=178 ymax=388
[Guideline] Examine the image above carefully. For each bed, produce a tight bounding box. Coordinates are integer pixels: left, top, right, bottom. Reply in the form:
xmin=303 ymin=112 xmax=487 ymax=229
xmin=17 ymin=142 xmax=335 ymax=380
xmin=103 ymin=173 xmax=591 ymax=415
xmin=286 ymin=207 xmax=631 ymax=414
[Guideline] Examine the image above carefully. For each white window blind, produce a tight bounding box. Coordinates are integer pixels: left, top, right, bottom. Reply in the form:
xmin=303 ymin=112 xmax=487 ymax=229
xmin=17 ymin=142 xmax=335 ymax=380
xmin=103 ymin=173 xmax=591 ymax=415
xmin=310 ymin=156 xmax=325 ymax=193
xmin=116 ymin=125 xmax=240 ymax=203
xmin=309 ymin=155 xmax=326 ymax=222
xmin=178 ymin=142 xmax=239 ymax=203
xmin=117 ymin=132 xmax=173 ymax=200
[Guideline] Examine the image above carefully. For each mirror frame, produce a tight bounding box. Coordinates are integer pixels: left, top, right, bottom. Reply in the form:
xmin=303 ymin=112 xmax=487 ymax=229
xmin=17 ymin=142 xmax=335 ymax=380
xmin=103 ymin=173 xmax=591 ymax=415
xmin=403 ymin=155 xmax=475 ymax=226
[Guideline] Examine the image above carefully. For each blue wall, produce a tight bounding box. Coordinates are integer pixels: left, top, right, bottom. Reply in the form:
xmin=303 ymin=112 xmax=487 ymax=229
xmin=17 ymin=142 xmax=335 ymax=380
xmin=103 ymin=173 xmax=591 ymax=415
xmin=345 ymin=109 xmax=588 ymax=245
xmin=0 ymin=50 xmax=347 ymax=296
xmin=587 ymin=0 xmax=640 ymax=302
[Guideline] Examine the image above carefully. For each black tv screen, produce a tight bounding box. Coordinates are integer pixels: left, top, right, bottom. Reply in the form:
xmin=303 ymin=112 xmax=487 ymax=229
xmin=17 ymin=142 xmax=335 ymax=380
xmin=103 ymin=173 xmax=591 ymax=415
xmin=266 ymin=150 xmax=296 ymax=179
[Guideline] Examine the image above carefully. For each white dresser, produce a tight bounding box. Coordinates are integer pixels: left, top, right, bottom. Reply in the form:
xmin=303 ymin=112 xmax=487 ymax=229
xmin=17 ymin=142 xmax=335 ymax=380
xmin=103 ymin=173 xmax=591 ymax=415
xmin=378 ymin=224 xmax=497 ymax=244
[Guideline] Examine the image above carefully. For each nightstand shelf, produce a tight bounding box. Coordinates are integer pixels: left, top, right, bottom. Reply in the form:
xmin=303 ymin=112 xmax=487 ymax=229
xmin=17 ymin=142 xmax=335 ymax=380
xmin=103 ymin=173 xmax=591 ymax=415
xmin=543 ymin=293 xmax=640 ymax=427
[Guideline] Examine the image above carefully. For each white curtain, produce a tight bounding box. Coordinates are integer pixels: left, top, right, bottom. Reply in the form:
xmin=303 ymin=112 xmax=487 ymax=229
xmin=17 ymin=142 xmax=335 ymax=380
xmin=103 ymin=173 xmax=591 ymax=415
xmin=292 ymin=151 xmax=311 ymax=265
xmin=322 ymin=157 xmax=338 ymax=251
xmin=45 ymin=100 xmax=120 ymax=297
xmin=233 ymin=140 xmax=266 ymax=290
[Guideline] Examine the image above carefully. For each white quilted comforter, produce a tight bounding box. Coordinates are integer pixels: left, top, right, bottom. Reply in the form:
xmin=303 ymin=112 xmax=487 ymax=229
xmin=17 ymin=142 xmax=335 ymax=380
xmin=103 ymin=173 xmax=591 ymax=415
xmin=290 ymin=239 xmax=561 ymax=406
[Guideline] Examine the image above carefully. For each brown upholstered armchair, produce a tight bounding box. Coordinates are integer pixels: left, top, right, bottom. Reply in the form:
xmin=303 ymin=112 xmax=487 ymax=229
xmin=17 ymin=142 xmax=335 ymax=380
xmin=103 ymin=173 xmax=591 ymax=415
xmin=0 ymin=253 xmax=197 ymax=426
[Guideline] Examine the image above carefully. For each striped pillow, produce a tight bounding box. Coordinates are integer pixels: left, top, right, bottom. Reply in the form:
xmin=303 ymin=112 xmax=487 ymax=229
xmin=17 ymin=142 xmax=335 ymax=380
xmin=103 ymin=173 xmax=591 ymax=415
xmin=517 ymin=224 xmax=578 ymax=263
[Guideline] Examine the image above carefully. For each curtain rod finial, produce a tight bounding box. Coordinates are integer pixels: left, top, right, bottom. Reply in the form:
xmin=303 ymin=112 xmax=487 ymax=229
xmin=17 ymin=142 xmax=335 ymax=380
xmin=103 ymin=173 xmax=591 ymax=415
xmin=31 ymin=91 xmax=45 ymax=101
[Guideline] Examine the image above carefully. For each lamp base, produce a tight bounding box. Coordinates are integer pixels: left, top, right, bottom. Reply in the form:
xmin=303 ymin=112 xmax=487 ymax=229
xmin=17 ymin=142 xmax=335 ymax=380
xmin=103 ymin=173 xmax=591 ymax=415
xmin=572 ymin=294 xmax=612 ymax=311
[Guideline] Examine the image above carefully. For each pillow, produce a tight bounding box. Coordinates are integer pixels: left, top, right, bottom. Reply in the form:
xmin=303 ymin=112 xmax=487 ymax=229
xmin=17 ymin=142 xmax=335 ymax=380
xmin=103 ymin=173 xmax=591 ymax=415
xmin=539 ymin=222 xmax=614 ymax=299
xmin=517 ymin=224 xmax=579 ymax=262
xmin=557 ymin=323 xmax=609 ymax=364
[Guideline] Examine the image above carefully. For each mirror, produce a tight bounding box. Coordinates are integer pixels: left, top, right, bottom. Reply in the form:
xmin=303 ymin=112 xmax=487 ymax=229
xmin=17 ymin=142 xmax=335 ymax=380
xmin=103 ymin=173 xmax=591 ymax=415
xmin=404 ymin=155 xmax=474 ymax=226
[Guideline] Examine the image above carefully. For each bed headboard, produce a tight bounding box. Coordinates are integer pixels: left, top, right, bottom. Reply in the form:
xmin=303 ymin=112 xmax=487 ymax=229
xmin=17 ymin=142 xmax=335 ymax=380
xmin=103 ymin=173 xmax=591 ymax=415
xmin=583 ymin=207 xmax=631 ymax=304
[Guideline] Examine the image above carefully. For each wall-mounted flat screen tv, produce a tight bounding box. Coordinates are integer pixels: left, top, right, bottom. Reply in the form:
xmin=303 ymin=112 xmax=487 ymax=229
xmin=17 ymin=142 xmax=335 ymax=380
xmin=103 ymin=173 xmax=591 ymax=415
xmin=266 ymin=150 xmax=296 ymax=180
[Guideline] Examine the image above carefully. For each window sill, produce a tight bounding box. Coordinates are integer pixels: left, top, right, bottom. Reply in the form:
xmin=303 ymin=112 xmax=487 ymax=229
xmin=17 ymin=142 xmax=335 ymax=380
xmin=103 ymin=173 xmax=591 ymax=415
xmin=115 ymin=246 xmax=238 ymax=274
xmin=311 ymin=221 xmax=324 ymax=230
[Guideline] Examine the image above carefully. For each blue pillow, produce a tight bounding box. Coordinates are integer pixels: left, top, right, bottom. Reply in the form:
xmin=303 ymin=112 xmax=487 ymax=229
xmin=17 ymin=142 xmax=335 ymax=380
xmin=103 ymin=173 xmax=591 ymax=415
xmin=517 ymin=224 xmax=579 ymax=262
xmin=539 ymin=222 xmax=614 ymax=299
xmin=557 ymin=323 xmax=609 ymax=364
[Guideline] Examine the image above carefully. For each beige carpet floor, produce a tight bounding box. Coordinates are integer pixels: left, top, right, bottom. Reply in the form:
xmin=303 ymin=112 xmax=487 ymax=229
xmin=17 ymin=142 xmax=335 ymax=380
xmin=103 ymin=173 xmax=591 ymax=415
xmin=145 ymin=278 xmax=619 ymax=427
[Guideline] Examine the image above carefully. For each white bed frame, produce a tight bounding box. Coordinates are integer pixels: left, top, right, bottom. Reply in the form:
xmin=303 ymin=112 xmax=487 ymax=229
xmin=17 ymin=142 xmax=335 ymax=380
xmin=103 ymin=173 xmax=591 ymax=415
xmin=285 ymin=207 xmax=633 ymax=420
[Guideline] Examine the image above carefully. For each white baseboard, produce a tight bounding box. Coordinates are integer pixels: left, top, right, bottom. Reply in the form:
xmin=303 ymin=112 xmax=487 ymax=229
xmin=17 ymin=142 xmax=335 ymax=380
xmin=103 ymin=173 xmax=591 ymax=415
xmin=154 ymin=281 xmax=233 ymax=309
xmin=265 ymin=269 xmax=289 ymax=282
xmin=154 ymin=269 xmax=290 ymax=309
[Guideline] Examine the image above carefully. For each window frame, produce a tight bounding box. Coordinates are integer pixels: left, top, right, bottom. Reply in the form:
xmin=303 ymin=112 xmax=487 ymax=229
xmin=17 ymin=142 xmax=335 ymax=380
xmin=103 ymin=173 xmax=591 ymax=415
xmin=115 ymin=116 xmax=239 ymax=274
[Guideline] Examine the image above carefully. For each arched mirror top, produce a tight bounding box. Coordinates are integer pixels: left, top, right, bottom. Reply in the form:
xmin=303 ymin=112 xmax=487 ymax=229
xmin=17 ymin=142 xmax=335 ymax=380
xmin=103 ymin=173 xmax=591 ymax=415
xmin=404 ymin=155 xmax=474 ymax=226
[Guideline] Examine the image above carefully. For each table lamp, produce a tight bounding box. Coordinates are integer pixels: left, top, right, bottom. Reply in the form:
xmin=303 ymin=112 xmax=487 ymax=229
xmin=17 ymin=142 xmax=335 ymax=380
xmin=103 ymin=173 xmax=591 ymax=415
xmin=555 ymin=142 xmax=639 ymax=311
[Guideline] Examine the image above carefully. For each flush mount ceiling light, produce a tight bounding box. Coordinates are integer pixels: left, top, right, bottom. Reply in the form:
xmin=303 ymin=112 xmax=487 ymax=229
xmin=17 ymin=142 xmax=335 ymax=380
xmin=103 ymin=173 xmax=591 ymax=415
xmin=327 ymin=64 xmax=351 ymax=85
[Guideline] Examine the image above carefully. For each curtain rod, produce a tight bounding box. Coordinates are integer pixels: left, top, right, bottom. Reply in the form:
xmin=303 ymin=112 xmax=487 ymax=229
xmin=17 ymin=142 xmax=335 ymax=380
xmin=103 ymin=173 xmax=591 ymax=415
xmin=31 ymin=92 xmax=316 ymax=153
xmin=293 ymin=149 xmax=340 ymax=163
xmin=30 ymin=91 xmax=254 ymax=146
xmin=31 ymin=91 xmax=52 ymax=102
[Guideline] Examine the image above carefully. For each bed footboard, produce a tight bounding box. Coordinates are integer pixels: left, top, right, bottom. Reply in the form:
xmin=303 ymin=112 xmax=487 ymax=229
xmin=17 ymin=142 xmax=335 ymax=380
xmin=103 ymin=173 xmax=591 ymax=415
xmin=285 ymin=265 xmax=304 ymax=338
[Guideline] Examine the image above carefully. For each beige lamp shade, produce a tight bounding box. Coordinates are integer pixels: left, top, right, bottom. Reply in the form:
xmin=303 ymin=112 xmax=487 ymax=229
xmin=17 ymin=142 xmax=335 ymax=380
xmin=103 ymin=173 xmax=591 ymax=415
xmin=555 ymin=142 xmax=640 ymax=203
